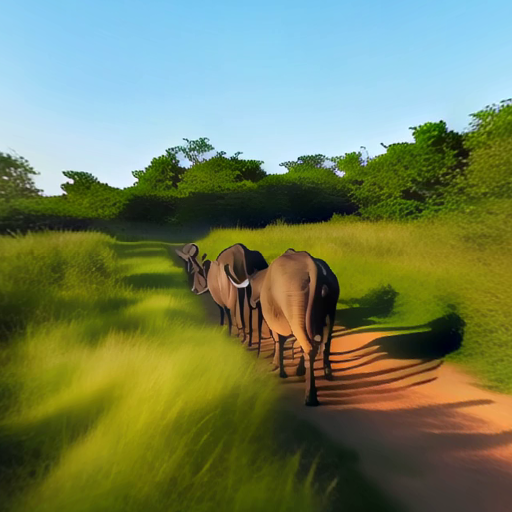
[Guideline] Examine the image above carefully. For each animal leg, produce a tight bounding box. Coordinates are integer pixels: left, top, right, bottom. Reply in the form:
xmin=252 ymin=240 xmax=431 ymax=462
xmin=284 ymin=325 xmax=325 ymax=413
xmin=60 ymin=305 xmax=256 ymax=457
xmin=246 ymin=284 xmax=253 ymax=348
xmin=247 ymin=302 xmax=254 ymax=347
xmin=296 ymin=353 xmax=306 ymax=377
xmin=278 ymin=335 xmax=288 ymax=379
xmin=225 ymin=307 xmax=233 ymax=336
xmin=237 ymin=288 xmax=247 ymax=343
xmin=257 ymin=303 xmax=263 ymax=357
xmin=323 ymin=314 xmax=335 ymax=381
xmin=270 ymin=331 xmax=279 ymax=370
xmin=305 ymin=347 xmax=320 ymax=406
xmin=218 ymin=305 xmax=225 ymax=327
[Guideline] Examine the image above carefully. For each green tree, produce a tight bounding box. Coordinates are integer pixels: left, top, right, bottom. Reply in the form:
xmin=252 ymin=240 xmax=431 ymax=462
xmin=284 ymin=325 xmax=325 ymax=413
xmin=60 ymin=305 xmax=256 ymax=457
xmin=132 ymin=151 xmax=186 ymax=192
xmin=333 ymin=121 xmax=468 ymax=219
xmin=132 ymin=137 xmax=215 ymax=192
xmin=459 ymin=99 xmax=512 ymax=201
xmin=0 ymin=151 xmax=42 ymax=202
xmin=170 ymin=137 xmax=215 ymax=166
xmin=177 ymin=153 xmax=265 ymax=195
xmin=61 ymin=171 xmax=100 ymax=195
xmin=60 ymin=171 xmax=126 ymax=219
xmin=279 ymin=154 xmax=337 ymax=173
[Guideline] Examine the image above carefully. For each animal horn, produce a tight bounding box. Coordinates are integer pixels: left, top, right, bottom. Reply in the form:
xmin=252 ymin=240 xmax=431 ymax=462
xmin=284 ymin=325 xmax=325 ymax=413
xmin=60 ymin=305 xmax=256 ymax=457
xmin=224 ymin=264 xmax=249 ymax=288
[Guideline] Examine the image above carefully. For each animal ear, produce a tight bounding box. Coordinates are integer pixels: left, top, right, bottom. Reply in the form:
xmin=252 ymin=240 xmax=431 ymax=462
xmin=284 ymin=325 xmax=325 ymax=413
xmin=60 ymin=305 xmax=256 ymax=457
xmin=203 ymin=260 xmax=211 ymax=275
xmin=175 ymin=249 xmax=187 ymax=261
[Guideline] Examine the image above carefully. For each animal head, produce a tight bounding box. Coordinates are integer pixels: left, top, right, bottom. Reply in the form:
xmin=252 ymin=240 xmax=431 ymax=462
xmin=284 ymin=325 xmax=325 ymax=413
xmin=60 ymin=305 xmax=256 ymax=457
xmin=175 ymin=243 xmax=200 ymax=274
xmin=189 ymin=256 xmax=210 ymax=295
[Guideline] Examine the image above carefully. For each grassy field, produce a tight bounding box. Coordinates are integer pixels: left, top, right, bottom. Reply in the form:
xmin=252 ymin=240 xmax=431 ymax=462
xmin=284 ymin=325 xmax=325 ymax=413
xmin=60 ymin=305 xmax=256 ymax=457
xmin=196 ymin=200 xmax=512 ymax=393
xmin=0 ymin=231 xmax=398 ymax=512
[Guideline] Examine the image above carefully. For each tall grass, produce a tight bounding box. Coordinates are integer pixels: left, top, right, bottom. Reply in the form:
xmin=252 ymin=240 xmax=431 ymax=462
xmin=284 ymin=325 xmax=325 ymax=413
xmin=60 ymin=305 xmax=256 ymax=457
xmin=0 ymin=231 xmax=395 ymax=512
xmin=197 ymin=200 xmax=512 ymax=393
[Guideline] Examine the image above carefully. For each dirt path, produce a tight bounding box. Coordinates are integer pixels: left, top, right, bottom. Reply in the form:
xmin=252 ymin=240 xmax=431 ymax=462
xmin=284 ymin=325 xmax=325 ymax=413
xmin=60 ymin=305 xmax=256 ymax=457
xmin=189 ymin=262 xmax=512 ymax=512
xmin=266 ymin=328 xmax=512 ymax=512
xmin=213 ymin=305 xmax=512 ymax=510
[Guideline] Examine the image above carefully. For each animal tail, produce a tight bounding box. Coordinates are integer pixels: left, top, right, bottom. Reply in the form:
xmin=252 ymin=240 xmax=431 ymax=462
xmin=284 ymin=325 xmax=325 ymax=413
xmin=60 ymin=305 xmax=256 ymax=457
xmin=305 ymin=259 xmax=318 ymax=344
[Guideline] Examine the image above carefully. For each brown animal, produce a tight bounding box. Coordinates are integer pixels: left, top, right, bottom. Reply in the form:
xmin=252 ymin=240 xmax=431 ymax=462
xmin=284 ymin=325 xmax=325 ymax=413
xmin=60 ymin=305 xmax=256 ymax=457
xmin=189 ymin=244 xmax=268 ymax=342
xmin=175 ymin=243 xmax=199 ymax=274
xmin=175 ymin=243 xmax=208 ymax=288
xmin=226 ymin=248 xmax=339 ymax=406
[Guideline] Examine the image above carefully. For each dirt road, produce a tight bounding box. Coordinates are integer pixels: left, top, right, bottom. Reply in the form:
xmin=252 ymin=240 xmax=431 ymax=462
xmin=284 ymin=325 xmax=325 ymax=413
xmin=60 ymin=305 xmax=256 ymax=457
xmin=260 ymin=328 xmax=512 ymax=512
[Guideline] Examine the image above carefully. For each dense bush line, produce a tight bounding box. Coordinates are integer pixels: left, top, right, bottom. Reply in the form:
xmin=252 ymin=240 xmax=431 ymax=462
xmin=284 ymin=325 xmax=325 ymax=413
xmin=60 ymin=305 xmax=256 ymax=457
xmin=1 ymin=99 xmax=510 ymax=232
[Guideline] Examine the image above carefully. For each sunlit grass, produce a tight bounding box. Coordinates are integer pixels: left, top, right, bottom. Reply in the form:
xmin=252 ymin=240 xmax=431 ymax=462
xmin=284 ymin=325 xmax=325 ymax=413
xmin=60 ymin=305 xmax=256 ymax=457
xmin=197 ymin=201 xmax=512 ymax=393
xmin=0 ymin=231 xmax=394 ymax=512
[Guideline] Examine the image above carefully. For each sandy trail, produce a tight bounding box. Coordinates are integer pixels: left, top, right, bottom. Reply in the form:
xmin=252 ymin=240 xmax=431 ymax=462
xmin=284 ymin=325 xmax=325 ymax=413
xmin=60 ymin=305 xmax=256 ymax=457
xmin=254 ymin=327 xmax=512 ymax=512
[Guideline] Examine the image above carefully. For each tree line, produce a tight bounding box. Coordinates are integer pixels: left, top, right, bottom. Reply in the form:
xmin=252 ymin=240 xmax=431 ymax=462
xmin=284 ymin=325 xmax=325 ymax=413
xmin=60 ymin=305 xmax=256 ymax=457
xmin=1 ymin=98 xmax=511 ymax=232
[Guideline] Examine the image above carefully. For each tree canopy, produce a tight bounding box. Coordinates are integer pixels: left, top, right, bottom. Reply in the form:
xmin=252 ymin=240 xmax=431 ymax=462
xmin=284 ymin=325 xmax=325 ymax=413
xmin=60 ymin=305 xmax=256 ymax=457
xmin=0 ymin=151 xmax=42 ymax=202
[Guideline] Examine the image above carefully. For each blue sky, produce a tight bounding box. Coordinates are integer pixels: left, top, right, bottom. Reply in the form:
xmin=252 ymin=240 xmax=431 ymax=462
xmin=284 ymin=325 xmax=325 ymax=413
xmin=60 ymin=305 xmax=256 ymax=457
xmin=1 ymin=0 xmax=511 ymax=195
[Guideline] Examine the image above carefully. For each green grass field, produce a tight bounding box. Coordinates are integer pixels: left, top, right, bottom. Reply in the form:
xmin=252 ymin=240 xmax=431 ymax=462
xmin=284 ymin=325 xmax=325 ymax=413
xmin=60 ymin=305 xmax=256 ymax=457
xmin=0 ymin=231 xmax=398 ymax=512
xmin=196 ymin=201 xmax=512 ymax=393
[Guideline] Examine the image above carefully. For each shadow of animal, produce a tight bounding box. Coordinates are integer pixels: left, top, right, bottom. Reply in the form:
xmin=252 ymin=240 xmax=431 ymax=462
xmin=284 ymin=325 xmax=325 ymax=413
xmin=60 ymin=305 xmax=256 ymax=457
xmin=333 ymin=310 xmax=465 ymax=361
xmin=252 ymin=307 xmax=465 ymax=407
xmin=336 ymin=285 xmax=399 ymax=329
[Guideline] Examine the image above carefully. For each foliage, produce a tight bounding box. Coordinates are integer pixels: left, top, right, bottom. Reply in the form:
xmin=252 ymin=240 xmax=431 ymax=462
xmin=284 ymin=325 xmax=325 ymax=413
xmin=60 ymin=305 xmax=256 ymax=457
xmin=169 ymin=136 xmax=216 ymax=166
xmin=2 ymin=97 xmax=511 ymax=228
xmin=0 ymin=151 xmax=42 ymax=203
xmin=132 ymin=151 xmax=186 ymax=192
xmin=119 ymin=189 xmax=178 ymax=223
xmin=333 ymin=121 xmax=469 ymax=219
xmin=61 ymin=171 xmax=100 ymax=195
xmin=280 ymin=154 xmax=337 ymax=174
xmin=174 ymin=168 xmax=353 ymax=228
xmin=455 ymin=99 xmax=512 ymax=201
xmin=177 ymin=154 xmax=265 ymax=195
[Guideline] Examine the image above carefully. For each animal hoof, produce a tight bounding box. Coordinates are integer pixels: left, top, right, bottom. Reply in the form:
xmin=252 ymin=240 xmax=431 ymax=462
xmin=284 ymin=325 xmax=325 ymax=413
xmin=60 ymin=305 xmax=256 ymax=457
xmin=279 ymin=370 xmax=288 ymax=379
xmin=296 ymin=365 xmax=306 ymax=377
xmin=305 ymin=396 xmax=320 ymax=407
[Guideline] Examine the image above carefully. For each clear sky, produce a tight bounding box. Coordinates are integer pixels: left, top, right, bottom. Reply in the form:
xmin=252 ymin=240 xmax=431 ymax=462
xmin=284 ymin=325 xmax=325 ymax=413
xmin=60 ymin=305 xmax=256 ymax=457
xmin=1 ymin=0 xmax=511 ymax=195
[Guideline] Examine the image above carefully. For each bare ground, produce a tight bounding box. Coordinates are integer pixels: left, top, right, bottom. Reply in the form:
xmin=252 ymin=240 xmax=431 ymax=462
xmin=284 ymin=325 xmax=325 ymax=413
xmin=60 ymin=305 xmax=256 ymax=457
xmin=204 ymin=290 xmax=512 ymax=512
xmin=257 ymin=326 xmax=512 ymax=512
